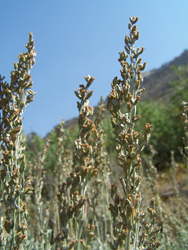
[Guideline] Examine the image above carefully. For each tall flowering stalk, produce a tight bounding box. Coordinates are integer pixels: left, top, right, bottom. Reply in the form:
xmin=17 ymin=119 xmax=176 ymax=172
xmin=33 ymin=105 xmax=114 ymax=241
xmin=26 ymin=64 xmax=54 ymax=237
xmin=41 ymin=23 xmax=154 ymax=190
xmin=107 ymin=17 xmax=161 ymax=249
xmin=0 ymin=33 xmax=36 ymax=249
xmin=180 ymin=101 xmax=188 ymax=170
xmin=55 ymin=76 xmax=96 ymax=249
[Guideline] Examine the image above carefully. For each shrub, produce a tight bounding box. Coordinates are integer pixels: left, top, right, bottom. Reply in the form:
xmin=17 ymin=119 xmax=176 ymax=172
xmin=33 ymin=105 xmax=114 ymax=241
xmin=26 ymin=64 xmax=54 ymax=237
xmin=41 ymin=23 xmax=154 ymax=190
xmin=0 ymin=17 xmax=188 ymax=250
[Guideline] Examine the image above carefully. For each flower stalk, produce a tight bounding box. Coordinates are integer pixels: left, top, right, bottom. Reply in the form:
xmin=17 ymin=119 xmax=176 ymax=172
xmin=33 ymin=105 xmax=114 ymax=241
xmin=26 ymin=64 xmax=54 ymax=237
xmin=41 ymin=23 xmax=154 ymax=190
xmin=55 ymin=75 xmax=96 ymax=249
xmin=0 ymin=33 xmax=36 ymax=249
xmin=107 ymin=17 xmax=160 ymax=249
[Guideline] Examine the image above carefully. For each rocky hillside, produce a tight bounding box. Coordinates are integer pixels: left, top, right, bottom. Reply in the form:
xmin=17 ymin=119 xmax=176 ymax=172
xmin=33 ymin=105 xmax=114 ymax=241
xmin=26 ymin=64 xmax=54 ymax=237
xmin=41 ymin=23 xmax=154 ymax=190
xmin=142 ymin=49 xmax=188 ymax=100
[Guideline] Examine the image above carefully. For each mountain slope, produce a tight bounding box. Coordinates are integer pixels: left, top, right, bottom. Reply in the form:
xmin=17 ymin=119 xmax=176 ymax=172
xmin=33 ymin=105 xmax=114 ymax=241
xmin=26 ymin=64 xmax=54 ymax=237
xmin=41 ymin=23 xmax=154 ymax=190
xmin=142 ymin=49 xmax=188 ymax=101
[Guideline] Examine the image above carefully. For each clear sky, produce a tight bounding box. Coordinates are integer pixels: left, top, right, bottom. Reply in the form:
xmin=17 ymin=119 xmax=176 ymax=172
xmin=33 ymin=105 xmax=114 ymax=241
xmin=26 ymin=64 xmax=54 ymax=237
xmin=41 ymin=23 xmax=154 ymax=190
xmin=1 ymin=1 xmax=188 ymax=137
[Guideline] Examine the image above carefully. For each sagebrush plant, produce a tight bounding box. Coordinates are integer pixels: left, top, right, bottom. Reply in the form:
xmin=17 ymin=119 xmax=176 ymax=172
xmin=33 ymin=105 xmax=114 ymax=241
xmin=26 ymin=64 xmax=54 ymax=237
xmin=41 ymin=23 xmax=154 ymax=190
xmin=27 ymin=138 xmax=52 ymax=249
xmin=143 ymin=146 xmax=171 ymax=249
xmin=180 ymin=101 xmax=188 ymax=170
xmin=0 ymin=16 xmax=188 ymax=250
xmin=53 ymin=119 xmax=72 ymax=236
xmin=87 ymin=96 xmax=112 ymax=248
xmin=143 ymin=142 xmax=188 ymax=249
xmin=55 ymin=119 xmax=71 ymax=188
xmin=0 ymin=33 xmax=35 ymax=249
xmin=55 ymin=76 xmax=97 ymax=249
xmin=107 ymin=17 xmax=161 ymax=249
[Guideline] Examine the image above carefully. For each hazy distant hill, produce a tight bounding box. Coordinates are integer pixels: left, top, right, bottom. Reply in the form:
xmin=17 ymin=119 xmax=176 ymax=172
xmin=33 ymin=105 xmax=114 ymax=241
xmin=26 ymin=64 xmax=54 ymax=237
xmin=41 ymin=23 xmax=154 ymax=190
xmin=142 ymin=49 xmax=188 ymax=100
xmin=60 ymin=50 xmax=188 ymax=130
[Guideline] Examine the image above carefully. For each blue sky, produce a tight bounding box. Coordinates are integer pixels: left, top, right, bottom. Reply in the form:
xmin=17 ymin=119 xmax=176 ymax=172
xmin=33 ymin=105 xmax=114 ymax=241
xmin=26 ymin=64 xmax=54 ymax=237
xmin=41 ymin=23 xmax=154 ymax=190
xmin=1 ymin=1 xmax=188 ymax=137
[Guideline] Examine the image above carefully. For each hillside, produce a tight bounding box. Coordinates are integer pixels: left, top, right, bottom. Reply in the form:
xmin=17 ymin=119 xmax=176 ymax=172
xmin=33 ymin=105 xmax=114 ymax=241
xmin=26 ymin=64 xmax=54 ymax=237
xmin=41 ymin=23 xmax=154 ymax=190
xmin=142 ymin=49 xmax=188 ymax=100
